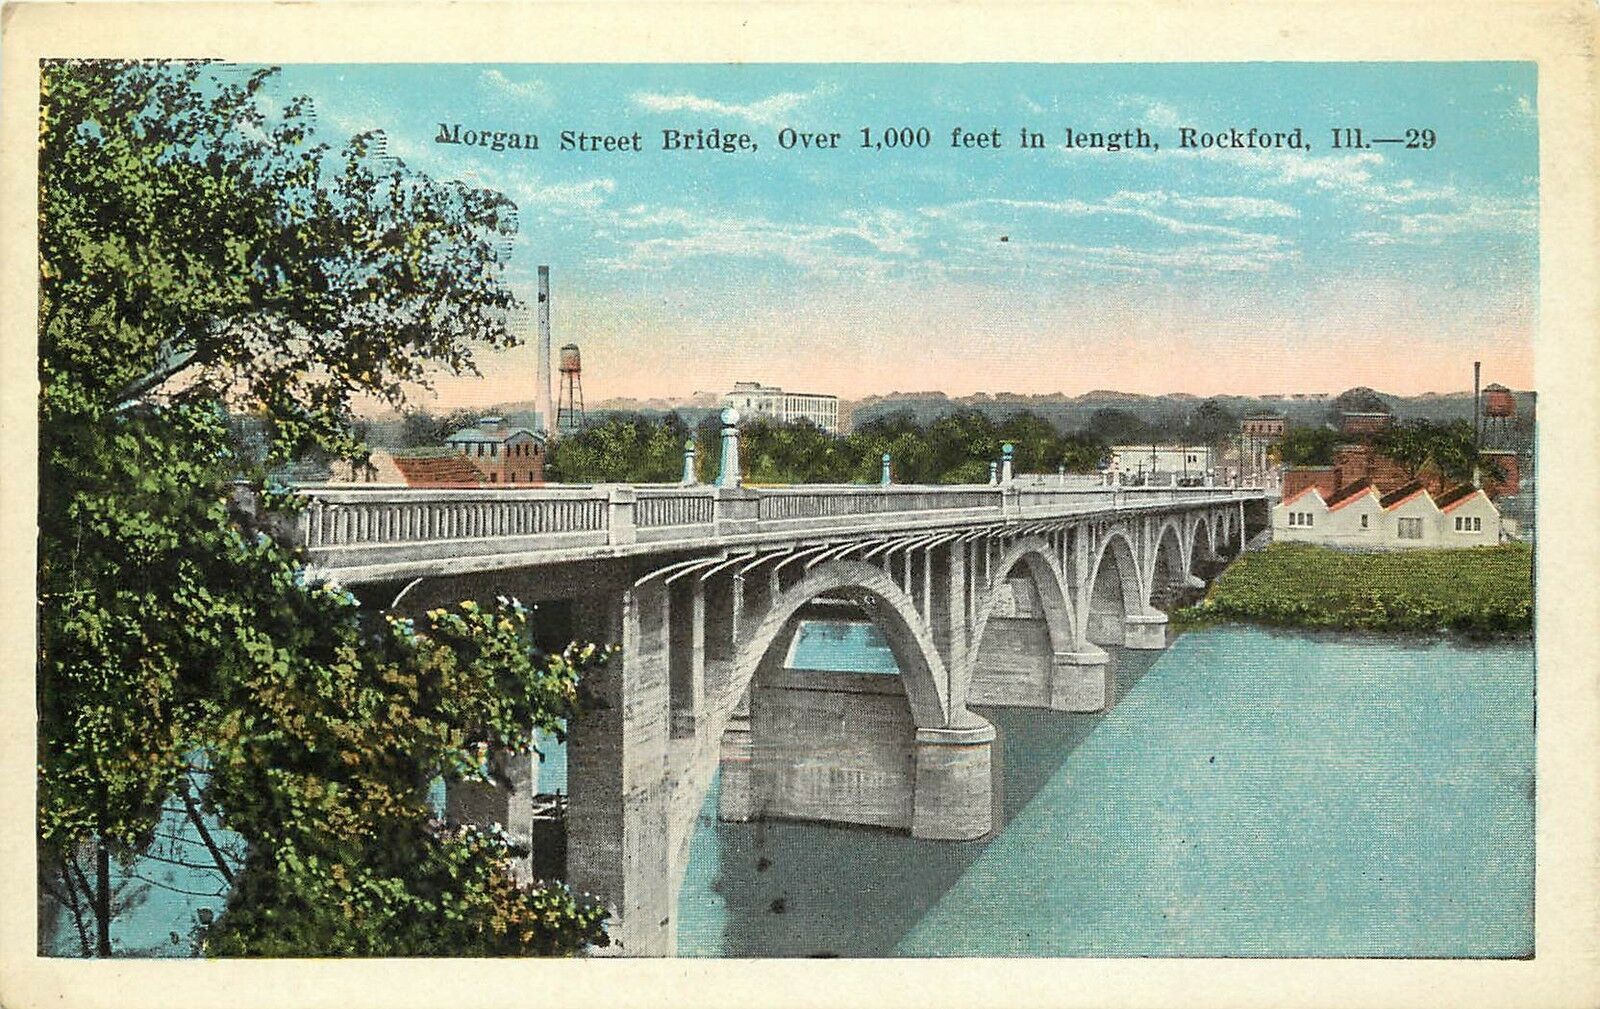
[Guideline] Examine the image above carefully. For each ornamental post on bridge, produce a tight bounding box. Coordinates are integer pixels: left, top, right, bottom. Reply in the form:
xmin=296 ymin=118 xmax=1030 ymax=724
xmin=681 ymin=439 xmax=698 ymax=485
xmin=1000 ymin=443 xmax=1014 ymax=484
xmin=716 ymin=407 xmax=741 ymax=488
xmin=880 ymin=452 xmax=892 ymax=487
xmin=988 ymin=461 xmax=998 ymax=486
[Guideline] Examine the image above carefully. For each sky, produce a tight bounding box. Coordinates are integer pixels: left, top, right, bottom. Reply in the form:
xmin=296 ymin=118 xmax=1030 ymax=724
xmin=271 ymin=62 xmax=1538 ymax=409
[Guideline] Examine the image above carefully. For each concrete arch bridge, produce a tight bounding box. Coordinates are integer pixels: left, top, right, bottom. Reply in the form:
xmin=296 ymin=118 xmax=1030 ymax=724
xmin=291 ymin=481 xmax=1268 ymax=955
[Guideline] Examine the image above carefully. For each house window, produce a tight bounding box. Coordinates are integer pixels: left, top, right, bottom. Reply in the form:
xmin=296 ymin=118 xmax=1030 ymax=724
xmin=1398 ymin=517 xmax=1423 ymax=540
xmin=1360 ymin=514 xmax=1369 ymax=529
xmin=508 ymin=473 xmax=516 ymax=483
xmin=489 ymin=473 xmax=497 ymax=483
xmin=1288 ymin=512 xmax=1297 ymax=526
xmin=1305 ymin=512 xmax=1313 ymax=526
xmin=1473 ymin=516 xmax=1482 ymax=532
xmin=490 ymin=444 xmax=498 ymax=457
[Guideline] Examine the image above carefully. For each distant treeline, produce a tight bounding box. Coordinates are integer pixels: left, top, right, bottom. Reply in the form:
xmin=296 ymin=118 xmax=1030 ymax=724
xmin=540 ymin=408 xmax=1211 ymax=485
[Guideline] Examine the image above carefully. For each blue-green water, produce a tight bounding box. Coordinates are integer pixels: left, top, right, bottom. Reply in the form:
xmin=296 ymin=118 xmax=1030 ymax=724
xmin=51 ymin=624 xmax=1533 ymax=958
xmin=676 ymin=625 xmax=1534 ymax=957
xmin=788 ymin=620 xmax=898 ymax=673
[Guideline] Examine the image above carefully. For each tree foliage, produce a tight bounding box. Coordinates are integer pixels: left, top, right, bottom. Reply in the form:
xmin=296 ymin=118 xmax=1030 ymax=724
xmin=1274 ymin=426 xmax=1342 ymax=467
xmin=1374 ymin=419 xmax=1501 ymax=484
xmin=38 ymin=59 xmax=607 ymax=956
xmin=547 ymin=408 xmax=1107 ymax=485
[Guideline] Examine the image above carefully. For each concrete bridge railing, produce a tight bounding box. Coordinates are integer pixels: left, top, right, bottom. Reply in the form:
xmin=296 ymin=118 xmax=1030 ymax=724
xmin=290 ymin=482 xmax=1260 ymax=582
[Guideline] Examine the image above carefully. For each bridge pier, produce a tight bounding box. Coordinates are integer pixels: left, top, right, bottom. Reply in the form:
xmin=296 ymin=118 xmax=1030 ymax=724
xmin=1123 ymin=611 xmax=1170 ymax=650
xmin=715 ymin=685 xmax=759 ymax=822
xmin=565 ymin=580 xmax=677 ymax=957
xmin=444 ymin=748 xmax=537 ymax=882
xmin=1050 ymin=647 xmax=1115 ymax=712
xmin=912 ymin=721 xmax=996 ymax=840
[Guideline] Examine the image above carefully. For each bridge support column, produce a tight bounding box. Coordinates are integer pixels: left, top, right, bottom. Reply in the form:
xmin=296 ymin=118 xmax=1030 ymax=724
xmin=1123 ymin=611 xmax=1169 ymax=650
xmin=1048 ymin=647 xmax=1115 ymax=712
xmin=716 ymin=684 xmax=760 ymax=822
xmin=565 ymin=580 xmax=675 ymax=957
xmin=445 ymin=748 xmax=537 ymax=883
xmin=911 ymin=720 xmax=995 ymax=841
xmin=1086 ymin=608 xmax=1126 ymax=647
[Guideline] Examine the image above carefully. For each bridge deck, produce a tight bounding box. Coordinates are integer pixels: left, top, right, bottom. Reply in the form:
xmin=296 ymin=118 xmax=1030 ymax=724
xmin=288 ymin=482 xmax=1266 ymax=584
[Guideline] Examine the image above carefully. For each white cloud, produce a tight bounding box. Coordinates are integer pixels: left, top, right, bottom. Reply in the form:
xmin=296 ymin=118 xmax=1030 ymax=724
xmin=1107 ymin=189 xmax=1300 ymax=221
xmin=481 ymin=70 xmax=552 ymax=107
xmin=513 ymin=177 xmax=617 ymax=211
xmin=630 ymin=86 xmax=827 ymax=126
xmin=593 ymin=205 xmax=921 ymax=276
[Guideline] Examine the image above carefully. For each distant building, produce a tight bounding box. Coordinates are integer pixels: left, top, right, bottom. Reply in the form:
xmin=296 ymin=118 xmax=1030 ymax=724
xmin=444 ymin=415 xmax=546 ymax=484
xmin=722 ymin=381 xmax=840 ymax=434
xmin=328 ymin=448 xmax=484 ymax=488
xmin=1109 ymin=444 xmax=1215 ymax=483
xmin=1339 ymin=411 xmax=1393 ymax=437
xmin=1239 ymin=412 xmax=1286 ymax=486
xmin=1274 ymin=479 xmax=1507 ymax=549
xmin=1480 ymin=449 xmax=1521 ymax=499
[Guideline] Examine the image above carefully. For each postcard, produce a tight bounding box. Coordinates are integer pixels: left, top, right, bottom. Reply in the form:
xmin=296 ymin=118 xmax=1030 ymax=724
xmin=1 ymin=2 xmax=1596 ymax=1008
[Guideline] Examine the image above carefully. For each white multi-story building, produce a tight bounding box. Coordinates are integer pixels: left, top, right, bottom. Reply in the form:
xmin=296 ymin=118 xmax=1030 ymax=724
xmin=1108 ymin=444 xmax=1216 ymax=483
xmin=722 ymin=381 xmax=840 ymax=434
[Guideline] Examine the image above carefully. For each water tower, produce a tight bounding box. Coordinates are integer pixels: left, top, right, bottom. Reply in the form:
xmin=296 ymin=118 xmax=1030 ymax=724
xmin=1482 ymin=382 xmax=1516 ymax=448
xmin=557 ymin=343 xmax=585 ymax=435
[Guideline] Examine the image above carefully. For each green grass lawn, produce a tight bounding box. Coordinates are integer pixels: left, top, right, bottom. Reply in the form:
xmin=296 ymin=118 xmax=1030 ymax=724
xmin=1174 ymin=541 xmax=1533 ymax=638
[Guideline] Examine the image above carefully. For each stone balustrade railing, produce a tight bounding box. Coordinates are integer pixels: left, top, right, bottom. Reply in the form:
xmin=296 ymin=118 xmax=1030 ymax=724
xmin=288 ymin=482 xmax=1261 ymax=582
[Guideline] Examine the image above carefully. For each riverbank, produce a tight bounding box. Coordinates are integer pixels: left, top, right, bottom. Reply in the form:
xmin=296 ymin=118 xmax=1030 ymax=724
xmin=1172 ymin=541 xmax=1533 ymax=639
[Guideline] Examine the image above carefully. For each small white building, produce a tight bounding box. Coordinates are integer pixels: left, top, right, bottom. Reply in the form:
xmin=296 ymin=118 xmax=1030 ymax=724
xmin=1273 ymin=479 xmax=1507 ymax=550
xmin=722 ymin=381 xmax=840 ymax=434
xmin=1434 ymin=484 xmax=1504 ymax=548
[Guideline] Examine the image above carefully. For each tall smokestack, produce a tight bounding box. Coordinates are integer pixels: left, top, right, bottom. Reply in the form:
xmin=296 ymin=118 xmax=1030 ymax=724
xmin=537 ymin=265 xmax=555 ymax=441
xmin=1473 ymin=360 xmax=1482 ymax=450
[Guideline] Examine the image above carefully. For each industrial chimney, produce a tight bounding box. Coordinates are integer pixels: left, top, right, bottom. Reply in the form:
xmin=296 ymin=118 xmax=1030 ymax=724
xmin=537 ymin=266 xmax=555 ymax=441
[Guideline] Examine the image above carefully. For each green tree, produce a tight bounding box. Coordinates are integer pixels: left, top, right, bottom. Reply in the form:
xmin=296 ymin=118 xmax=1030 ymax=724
xmin=1085 ymin=407 xmax=1152 ymax=445
xmin=1375 ymin=419 xmax=1503 ymax=485
xmin=398 ymin=408 xmax=481 ymax=449
xmin=1184 ymin=398 xmax=1238 ymax=447
xmin=546 ymin=412 xmax=693 ymax=483
xmin=1274 ymin=426 xmax=1341 ymax=466
xmin=38 ymin=59 xmax=606 ymax=956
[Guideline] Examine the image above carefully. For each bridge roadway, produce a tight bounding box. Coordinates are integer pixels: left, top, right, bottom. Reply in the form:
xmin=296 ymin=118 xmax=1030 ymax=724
xmin=288 ymin=481 xmax=1270 ymax=956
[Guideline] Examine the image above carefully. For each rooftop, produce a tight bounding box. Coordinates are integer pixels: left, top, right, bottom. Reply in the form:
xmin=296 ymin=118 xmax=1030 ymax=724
xmin=1379 ymin=480 xmax=1428 ymax=510
xmin=1325 ymin=479 xmax=1377 ymax=510
xmin=1434 ymin=484 xmax=1483 ymax=511
xmin=392 ymin=455 xmax=484 ymax=487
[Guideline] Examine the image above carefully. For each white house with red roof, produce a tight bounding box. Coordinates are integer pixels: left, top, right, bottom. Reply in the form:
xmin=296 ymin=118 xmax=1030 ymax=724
xmin=1273 ymin=478 xmax=1507 ymax=550
xmin=1433 ymin=484 xmax=1505 ymax=547
xmin=1273 ymin=485 xmax=1329 ymax=542
xmin=1379 ymin=481 xmax=1445 ymax=548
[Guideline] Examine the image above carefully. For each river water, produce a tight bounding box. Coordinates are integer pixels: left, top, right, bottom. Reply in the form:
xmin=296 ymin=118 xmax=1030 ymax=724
xmin=675 ymin=621 xmax=1534 ymax=958
xmin=55 ymin=621 xmax=1532 ymax=958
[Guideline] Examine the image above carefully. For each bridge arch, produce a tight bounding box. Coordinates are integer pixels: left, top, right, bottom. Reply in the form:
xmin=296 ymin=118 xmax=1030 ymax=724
xmin=710 ymin=557 xmax=992 ymax=848
xmin=970 ymin=535 xmax=1077 ymax=658
xmin=1148 ymin=520 xmax=1188 ymax=610
xmin=966 ymin=535 xmax=1082 ymax=709
xmin=1084 ymin=528 xmax=1144 ymax=646
xmin=1191 ymin=513 xmax=1216 ymax=568
xmin=732 ymin=558 xmax=951 ymax=731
